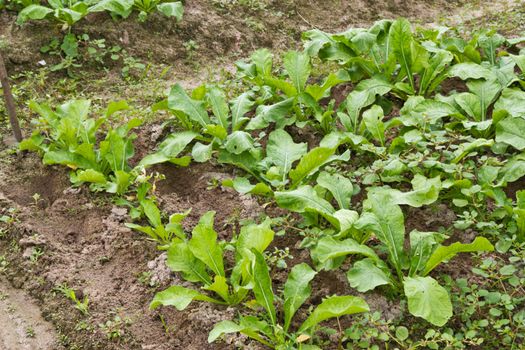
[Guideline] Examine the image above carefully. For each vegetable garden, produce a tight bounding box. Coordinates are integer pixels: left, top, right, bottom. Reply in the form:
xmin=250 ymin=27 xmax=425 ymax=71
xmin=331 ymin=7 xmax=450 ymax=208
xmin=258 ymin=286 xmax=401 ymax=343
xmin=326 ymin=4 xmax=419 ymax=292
xmin=0 ymin=0 xmax=524 ymax=349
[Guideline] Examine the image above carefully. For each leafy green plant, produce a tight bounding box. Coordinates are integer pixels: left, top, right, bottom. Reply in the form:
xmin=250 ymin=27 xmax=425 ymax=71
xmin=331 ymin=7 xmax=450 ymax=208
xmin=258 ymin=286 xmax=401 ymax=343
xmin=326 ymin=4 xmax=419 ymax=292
xmin=209 ymin=259 xmax=369 ymax=349
xmin=133 ymin=0 xmax=183 ymax=22
xmin=312 ymin=190 xmax=494 ymax=326
xmin=20 ymin=99 xmax=141 ymax=195
xmin=150 ymin=211 xmax=276 ymax=309
xmin=55 ymin=283 xmax=89 ymax=315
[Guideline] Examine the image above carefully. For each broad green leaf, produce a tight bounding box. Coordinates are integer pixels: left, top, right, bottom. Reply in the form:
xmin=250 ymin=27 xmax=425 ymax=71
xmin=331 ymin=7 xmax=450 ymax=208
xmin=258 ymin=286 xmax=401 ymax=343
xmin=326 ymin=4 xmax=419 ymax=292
xmin=498 ymin=154 xmax=525 ymax=185
xmin=251 ymin=250 xmax=277 ymax=326
xmin=206 ymin=86 xmax=230 ymax=130
xmin=16 ymin=5 xmax=53 ymax=24
xmin=204 ymin=275 xmax=230 ymax=302
xmin=343 ymin=77 xmax=392 ymax=131
xmin=404 ymin=276 xmax=452 ymax=326
xmin=208 ymin=321 xmax=245 ymax=343
xmin=346 ymin=258 xmax=391 ymax=292
xmin=358 ymin=192 xmax=406 ymax=274
xmin=168 ymin=84 xmax=210 ymax=127
xmin=447 ymin=62 xmax=495 ymax=81
xmin=299 ymin=296 xmax=369 ymax=331
xmin=496 ymin=117 xmax=525 ymax=150
xmin=192 ymin=142 xmax=213 ymax=163
xmin=224 ymin=177 xmax=273 ymax=196
xmin=317 ymin=172 xmax=353 ymax=210
xmin=224 ymin=131 xmax=254 ymax=155
xmin=188 ymin=211 xmax=225 ymax=277
xmin=88 ymin=0 xmax=133 ymax=17
xmin=157 ymin=1 xmax=183 ymax=21
xmin=230 ymin=92 xmax=254 ymax=131
xmin=289 ymin=148 xmax=350 ymax=187
xmin=283 ymin=51 xmax=311 ymax=93
xmin=419 ymin=50 xmax=453 ymax=95
xmin=141 ymin=199 xmax=162 ymax=228
xmin=362 ymin=105 xmax=385 ymax=146
xmin=283 ymin=263 xmax=317 ymax=331
xmin=139 ymin=131 xmax=198 ymax=166
xmin=265 ymin=129 xmax=307 ymax=180
xmin=369 ymin=175 xmax=441 ymax=207
xmin=247 ymin=98 xmax=295 ymax=130
xmin=236 ymin=219 xmax=275 ymax=256
xmin=75 ymin=169 xmax=107 ymax=184
xmin=311 ymin=236 xmax=380 ymax=266
xmin=390 ymin=18 xmax=415 ymax=90
xmin=275 ymin=185 xmax=335 ymax=219
xmin=494 ymin=88 xmax=525 ymax=118
xmin=422 ymin=237 xmax=494 ymax=275
xmin=166 ymin=242 xmax=211 ymax=284
xmin=150 ymin=285 xmax=220 ymax=310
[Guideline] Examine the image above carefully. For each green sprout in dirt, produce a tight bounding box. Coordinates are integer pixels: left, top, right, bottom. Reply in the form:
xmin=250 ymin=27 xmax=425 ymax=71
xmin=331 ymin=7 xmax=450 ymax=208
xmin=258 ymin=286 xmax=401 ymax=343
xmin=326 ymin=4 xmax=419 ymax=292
xmin=150 ymin=211 xmax=277 ymax=309
xmin=55 ymin=283 xmax=89 ymax=316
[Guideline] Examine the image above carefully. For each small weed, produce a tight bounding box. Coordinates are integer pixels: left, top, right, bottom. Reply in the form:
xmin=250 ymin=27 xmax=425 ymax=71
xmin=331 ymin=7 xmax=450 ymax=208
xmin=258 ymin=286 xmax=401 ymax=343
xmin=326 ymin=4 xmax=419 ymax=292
xmin=25 ymin=326 xmax=35 ymax=338
xmin=54 ymin=284 xmax=89 ymax=316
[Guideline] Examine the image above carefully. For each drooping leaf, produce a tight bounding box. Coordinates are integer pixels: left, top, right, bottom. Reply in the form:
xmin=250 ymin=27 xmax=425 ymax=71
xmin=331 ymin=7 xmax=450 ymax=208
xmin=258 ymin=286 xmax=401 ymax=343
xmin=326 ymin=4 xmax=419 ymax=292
xmin=150 ymin=285 xmax=220 ymax=310
xmin=311 ymin=236 xmax=380 ymax=266
xmin=422 ymin=237 xmax=494 ymax=275
xmin=289 ymin=148 xmax=350 ymax=188
xmin=299 ymin=296 xmax=369 ymax=332
xmin=403 ymin=276 xmax=452 ymax=326
xmin=275 ymin=185 xmax=335 ymax=220
xmin=283 ymin=263 xmax=317 ymax=331
xmin=139 ymin=131 xmax=198 ymax=166
xmin=346 ymin=258 xmax=392 ymax=292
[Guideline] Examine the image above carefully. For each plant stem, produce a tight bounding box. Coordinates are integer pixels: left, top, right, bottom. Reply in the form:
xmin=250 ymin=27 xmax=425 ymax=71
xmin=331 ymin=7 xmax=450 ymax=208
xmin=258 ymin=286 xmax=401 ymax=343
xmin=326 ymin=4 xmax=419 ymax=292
xmin=0 ymin=51 xmax=23 ymax=142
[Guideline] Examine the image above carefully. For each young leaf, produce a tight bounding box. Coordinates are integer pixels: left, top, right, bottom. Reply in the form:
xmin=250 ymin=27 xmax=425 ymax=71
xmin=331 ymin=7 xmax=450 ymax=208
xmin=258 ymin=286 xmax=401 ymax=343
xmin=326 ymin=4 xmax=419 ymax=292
xmin=265 ymin=129 xmax=307 ymax=181
xmin=283 ymin=263 xmax=317 ymax=331
xmin=283 ymin=51 xmax=311 ymax=93
xmin=168 ymin=84 xmax=210 ymax=127
xmin=311 ymin=237 xmax=380 ymax=266
xmin=403 ymin=276 xmax=452 ymax=326
xmin=166 ymin=242 xmax=211 ymax=284
xmin=236 ymin=219 xmax=275 ymax=257
xmin=206 ymin=86 xmax=230 ymax=130
xmin=275 ymin=185 xmax=335 ymax=219
xmin=422 ymin=237 xmax=494 ymax=275
xmin=390 ymin=18 xmax=415 ymax=90
xmin=230 ymin=92 xmax=254 ymax=131
xmin=316 ymin=172 xmax=353 ymax=210
xmin=298 ymin=296 xmax=369 ymax=332
xmin=346 ymin=258 xmax=392 ymax=292
xmin=362 ymin=105 xmax=385 ymax=146
xmin=139 ymin=131 xmax=198 ymax=166
xmin=150 ymin=285 xmax=220 ymax=310
xmin=251 ymin=249 xmax=277 ymax=326
xmin=188 ymin=211 xmax=225 ymax=277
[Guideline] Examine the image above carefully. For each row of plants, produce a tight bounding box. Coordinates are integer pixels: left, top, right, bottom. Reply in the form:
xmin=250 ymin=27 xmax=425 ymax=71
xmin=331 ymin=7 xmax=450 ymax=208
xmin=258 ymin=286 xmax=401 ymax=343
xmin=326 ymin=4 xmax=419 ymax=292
xmin=17 ymin=18 xmax=525 ymax=349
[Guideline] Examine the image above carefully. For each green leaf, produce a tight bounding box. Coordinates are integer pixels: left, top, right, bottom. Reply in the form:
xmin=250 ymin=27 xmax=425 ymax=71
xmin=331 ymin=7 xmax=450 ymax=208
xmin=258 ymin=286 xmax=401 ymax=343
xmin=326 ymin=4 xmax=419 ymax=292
xmin=150 ymin=285 xmax=219 ymax=310
xmin=246 ymin=98 xmax=295 ymax=130
xmin=236 ymin=219 xmax=275 ymax=256
xmin=390 ymin=18 xmax=415 ymax=90
xmin=496 ymin=117 xmax=525 ymax=150
xmin=139 ymin=131 xmax=198 ymax=166
xmin=283 ymin=263 xmax=317 ymax=331
xmin=230 ymin=92 xmax=254 ymax=131
xmin=283 ymin=51 xmax=311 ymax=93
xmin=422 ymin=237 xmax=494 ymax=275
xmin=75 ymin=169 xmax=107 ymax=184
xmin=208 ymin=321 xmax=245 ymax=343
xmin=369 ymin=175 xmax=442 ymax=207
xmin=404 ymin=276 xmax=452 ymax=326
xmin=265 ymin=129 xmax=307 ymax=181
xmin=188 ymin=211 xmax=225 ymax=277
xmin=166 ymin=242 xmax=211 ymax=284
xmin=299 ymin=295 xmax=369 ymax=332
xmin=192 ymin=142 xmax=213 ymax=163
xmin=311 ymin=237 xmax=380 ymax=266
xmin=88 ymin=0 xmax=133 ymax=17
xmin=16 ymin=5 xmax=53 ymax=24
xmin=447 ymin=62 xmax=495 ymax=81
xmin=275 ymin=185 xmax=335 ymax=219
xmin=157 ymin=1 xmax=183 ymax=21
xmin=206 ymin=86 xmax=230 ymax=130
xmin=289 ymin=147 xmax=350 ymax=187
xmin=204 ymin=275 xmax=231 ymax=302
xmin=317 ymin=172 xmax=353 ymax=210
xmin=168 ymin=84 xmax=210 ymax=127
xmin=251 ymin=249 xmax=277 ymax=326
xmin=141 ymin=199 xmax=162 ymax=228
xmin=358 ymin=192 xmax=406 ymax=276
xmin=362 ymin=105 xmax=385 ymax=146
xmin=343 ymin=77 xmax=392 ymax=131
xmin=494 ymin=88 xmax=525 ymax=119
xmin=224 ymin=131 xmax=254 ymax=155
xmin=346 ymin=258 xmax=392 ymax=292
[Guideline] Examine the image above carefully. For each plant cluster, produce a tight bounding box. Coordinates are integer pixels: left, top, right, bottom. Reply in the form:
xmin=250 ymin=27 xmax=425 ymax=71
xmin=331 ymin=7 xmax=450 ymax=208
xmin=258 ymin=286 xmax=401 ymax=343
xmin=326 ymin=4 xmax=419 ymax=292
xmin=18 ymin=17 xmax=525 ymax=349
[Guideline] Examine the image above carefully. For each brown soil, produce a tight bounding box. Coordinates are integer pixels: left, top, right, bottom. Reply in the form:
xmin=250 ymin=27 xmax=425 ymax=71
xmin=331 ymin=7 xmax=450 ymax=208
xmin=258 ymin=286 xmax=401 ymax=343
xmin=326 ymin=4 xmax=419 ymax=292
xmin=1 ymin=0 xmax=524 ymax=349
